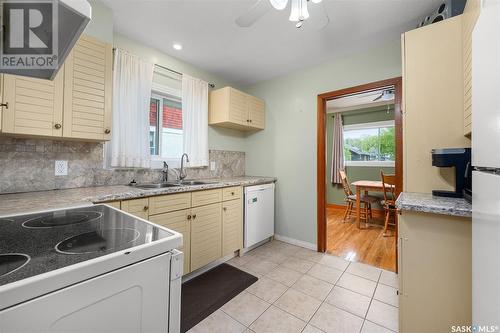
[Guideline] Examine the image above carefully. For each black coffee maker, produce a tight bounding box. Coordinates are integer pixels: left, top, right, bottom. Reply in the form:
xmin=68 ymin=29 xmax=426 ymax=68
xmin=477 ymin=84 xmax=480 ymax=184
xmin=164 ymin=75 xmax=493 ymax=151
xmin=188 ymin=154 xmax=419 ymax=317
xmin=431 ymin=148 xmax=472 ymax=200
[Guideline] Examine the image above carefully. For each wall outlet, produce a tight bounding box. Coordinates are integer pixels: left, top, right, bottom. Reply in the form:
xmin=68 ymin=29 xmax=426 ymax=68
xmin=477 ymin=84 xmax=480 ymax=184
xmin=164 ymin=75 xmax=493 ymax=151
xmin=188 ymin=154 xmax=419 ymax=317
xmin=55 ymin=160 xmax=68 ymax=176
xmin=210 ymin=161 xmax=216 ymax=171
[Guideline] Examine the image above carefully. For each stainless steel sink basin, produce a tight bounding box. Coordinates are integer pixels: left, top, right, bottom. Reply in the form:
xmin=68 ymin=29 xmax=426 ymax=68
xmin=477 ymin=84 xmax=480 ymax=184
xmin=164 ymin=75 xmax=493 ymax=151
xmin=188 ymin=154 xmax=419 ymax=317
xmin=134 ymin=183 xmax=181 ymax=189
xmin=179 ymin=180 xmax=215 ymax=186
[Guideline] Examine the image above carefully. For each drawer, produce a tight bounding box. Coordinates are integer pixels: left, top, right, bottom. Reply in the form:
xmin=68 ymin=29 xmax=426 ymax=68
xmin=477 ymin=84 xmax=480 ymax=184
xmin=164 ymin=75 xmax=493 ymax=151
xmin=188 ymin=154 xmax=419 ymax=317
xmin=103 ymin=201 xmax=121 ymax=209
xmin=191 ymin=189 xmax=222 ymax=207
xmin=149 ymin=192 xmax=191 ymax=215
xmin=121 ymin=198 xmax=149 ymax=219
xmin=222 ymin=186 xmax=242 ymax=201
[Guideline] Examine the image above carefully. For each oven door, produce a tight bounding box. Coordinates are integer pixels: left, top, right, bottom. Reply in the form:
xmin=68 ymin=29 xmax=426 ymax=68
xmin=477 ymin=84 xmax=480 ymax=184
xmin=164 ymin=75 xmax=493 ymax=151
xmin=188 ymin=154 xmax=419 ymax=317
xmin=0 ymin=252 xmax=173 ymax=333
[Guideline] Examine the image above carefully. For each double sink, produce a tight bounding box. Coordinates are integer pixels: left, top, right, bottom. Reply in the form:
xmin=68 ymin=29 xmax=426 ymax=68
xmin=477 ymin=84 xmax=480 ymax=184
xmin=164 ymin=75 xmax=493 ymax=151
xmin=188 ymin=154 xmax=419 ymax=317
xmin=133 ymin=180 xmax=216 ymax=189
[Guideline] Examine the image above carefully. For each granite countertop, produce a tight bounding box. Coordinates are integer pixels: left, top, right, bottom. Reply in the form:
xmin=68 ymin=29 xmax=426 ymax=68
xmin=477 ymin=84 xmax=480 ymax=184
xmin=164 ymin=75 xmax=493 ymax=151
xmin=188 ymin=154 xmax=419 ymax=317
xmin=0 ymin=176 xmax=276 ymax=217
xmin=396 ymin=192 xmax=472 ymax=218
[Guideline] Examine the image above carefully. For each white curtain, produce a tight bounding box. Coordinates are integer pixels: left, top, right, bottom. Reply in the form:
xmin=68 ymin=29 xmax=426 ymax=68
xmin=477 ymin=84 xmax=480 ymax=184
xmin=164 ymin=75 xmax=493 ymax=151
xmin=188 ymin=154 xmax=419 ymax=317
xmin=331 ymin=113 xmax=344 ymax=184
xmin=109 ymin=49 xmax=154 ymax=168
xmin=182 ymin=74 xmax=209 ymax=167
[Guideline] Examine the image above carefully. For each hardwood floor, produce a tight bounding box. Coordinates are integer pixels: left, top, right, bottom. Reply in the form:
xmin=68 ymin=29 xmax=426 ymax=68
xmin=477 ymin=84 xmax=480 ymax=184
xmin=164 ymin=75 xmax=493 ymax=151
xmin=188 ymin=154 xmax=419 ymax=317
xmin=326 ymin=206 xmax=396 ymax=272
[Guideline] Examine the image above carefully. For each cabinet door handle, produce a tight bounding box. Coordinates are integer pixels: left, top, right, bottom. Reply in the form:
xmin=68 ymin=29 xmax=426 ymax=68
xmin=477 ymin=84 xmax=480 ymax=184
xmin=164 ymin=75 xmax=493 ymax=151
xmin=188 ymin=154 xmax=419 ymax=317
xmin=0 ymin=102 xmax=8 ymax=109
xmin=192 ymin=214 xmax=197 ymax=219
xmin=143 ymin=206 xmax=148 ymax=211
xmin=54 ymin=123 xmax=62 ymax=129
xmin=104 ymin=128 xmax=111 ymax=134
xmin=231 ymin=192 xmax=235 ymax=195
xmin=223 ymin=207 xmax=227 ymax=211
xmin=187 ymin=215 xmax=192 ymax=220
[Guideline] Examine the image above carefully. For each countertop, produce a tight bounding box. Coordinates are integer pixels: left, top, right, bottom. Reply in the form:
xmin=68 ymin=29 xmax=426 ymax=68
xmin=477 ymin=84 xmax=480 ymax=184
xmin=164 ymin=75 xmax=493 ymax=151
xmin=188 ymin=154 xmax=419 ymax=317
xmin=396 ymin=192 xmax=472 ymax=218
xmin=0 ymin=176 xmax=277 ymax=217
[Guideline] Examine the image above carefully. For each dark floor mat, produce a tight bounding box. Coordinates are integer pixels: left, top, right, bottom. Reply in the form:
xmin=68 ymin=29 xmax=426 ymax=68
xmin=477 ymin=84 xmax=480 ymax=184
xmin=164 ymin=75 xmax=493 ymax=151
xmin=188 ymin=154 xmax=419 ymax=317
xmin=181 ymin=263 xmax=258 ymax=332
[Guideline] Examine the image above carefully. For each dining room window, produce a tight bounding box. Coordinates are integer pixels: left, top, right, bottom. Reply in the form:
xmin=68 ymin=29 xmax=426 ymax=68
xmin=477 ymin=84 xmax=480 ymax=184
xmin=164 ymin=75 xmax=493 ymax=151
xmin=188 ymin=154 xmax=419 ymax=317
xmin=343 ymin=120 xmax=395 ymax=167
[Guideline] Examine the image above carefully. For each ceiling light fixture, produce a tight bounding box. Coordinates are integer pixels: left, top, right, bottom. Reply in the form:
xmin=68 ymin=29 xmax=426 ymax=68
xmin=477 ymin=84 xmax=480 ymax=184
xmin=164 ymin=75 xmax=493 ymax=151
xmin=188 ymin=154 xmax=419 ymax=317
xmin=173 ymin=43 xmax=183 ymax=51
xmin=269 ymin=0 xmax=322 ymax=28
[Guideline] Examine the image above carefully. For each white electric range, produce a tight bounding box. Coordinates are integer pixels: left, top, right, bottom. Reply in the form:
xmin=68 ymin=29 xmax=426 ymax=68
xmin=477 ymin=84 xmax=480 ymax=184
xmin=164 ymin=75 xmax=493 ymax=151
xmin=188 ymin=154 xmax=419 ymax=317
xmin=0 ymin=204 xmax=183 ymax=333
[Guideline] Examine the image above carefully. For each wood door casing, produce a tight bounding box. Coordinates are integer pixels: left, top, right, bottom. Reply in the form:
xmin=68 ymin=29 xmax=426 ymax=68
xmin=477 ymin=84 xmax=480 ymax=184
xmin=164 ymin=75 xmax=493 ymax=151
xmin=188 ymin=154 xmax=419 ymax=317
xmin=63 ymin=35 xmax=113 ymax=141
xmin=222 ymin=198 xmax=243 ymax=256
xmin=2 ymin=71 xmax=64 ymax=137
xmin=190 ymin=202 xmax=222 ymax=271
xmin=149 ymin=209 xmax=191 ymax=275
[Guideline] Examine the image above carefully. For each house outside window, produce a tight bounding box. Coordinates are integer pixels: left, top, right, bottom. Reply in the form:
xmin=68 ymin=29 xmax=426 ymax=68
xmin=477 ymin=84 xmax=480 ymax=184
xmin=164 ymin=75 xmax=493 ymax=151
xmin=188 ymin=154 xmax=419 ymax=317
xmin=343 ymin=120 xmax=395 ymax=167
xmin=149 ymin=90 xmax=183 ymax=167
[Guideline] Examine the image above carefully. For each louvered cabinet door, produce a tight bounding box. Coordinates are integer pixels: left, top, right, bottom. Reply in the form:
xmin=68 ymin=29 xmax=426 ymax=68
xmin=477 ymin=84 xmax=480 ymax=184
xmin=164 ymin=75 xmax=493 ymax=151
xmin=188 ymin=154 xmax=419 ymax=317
xmin=63 ymin=35 xmax=113 ymax=141
xmin=2 ymin=71 xmax=64 ymax=137
xmin=229 ymin=88 xmax=249 ymax=126
xmin=190 ymin=202 xmax=222 ymax=271
xmin=222 ymin=198 xmax=243 ymax=256
xmin=149 ymin=209 xmax=191 ymax=275
xmin=248 ymin=95 xmax=265 ymax=130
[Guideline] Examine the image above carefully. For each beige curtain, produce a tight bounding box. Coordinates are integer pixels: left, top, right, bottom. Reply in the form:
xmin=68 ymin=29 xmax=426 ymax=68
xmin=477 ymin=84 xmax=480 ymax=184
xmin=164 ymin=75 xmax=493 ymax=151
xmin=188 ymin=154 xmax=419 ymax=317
xmin=331 ymin=113 xmax=344 ymax=184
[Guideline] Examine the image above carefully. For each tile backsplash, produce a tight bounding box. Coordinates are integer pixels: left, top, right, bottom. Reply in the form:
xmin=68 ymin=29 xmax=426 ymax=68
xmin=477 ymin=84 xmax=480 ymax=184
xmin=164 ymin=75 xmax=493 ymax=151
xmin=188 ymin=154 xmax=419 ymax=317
xmin=0 ymin=137 xmax=245 ymax=194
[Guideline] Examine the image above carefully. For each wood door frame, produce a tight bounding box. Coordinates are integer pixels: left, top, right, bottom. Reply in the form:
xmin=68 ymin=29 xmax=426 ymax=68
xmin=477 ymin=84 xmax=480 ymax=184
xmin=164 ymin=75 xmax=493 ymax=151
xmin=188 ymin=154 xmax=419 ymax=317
xmin=317 ymin=77 xmax=403 ymax=253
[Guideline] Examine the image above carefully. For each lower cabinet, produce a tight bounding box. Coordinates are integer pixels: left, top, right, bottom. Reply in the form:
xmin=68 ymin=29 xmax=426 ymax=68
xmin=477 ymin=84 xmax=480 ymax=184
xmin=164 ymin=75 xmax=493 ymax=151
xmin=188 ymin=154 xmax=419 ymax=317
xmin=149 ymin=209 xmax=191 ymax=275
xmin=116 ymin=187 xmax=244 ymax=276
xmin=190 ymin=203 xmax=222 ymax=271
xmin=398 ymin=211 xmax=472 ymax=333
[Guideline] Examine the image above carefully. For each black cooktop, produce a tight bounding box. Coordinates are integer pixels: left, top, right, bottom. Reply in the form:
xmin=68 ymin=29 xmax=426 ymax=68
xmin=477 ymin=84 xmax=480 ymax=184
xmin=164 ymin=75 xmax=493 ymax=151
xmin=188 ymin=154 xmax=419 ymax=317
xmin=0 ymin=205 xmax=174 ymax=286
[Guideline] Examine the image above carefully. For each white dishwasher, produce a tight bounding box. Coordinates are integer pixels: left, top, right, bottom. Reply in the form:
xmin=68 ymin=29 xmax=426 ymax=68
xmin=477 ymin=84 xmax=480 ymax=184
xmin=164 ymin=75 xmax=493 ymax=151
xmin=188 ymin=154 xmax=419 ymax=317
xmin=244 ymin=183 xmax=275 ymax=248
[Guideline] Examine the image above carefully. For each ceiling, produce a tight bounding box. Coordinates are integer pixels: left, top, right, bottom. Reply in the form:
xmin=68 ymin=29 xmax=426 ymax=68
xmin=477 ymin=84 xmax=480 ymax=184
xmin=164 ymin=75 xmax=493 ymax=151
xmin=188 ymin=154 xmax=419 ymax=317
xmin=101 ymin=0 xmax=444 ymax=86
xmin=327 ymin=87 xmax=394 ymax=113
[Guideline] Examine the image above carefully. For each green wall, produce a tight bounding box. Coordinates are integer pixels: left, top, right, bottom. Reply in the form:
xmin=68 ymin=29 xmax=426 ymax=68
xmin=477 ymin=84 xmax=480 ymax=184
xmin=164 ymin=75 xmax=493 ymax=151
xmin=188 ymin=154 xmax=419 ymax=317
xmin=326 ymin=107 xmax=395 ymax=208
xmin=244 ymin=40 xmax=402 ymax=246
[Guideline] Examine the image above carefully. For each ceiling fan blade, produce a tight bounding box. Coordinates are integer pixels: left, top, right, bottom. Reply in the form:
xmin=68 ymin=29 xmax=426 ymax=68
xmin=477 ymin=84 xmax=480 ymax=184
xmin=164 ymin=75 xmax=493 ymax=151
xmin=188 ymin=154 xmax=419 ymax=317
xmin=235 ymin=0 xmax=272 ymax=28
xmin=307 ymin=1 xmax=330 ymax=30
xmin=373 ymin=94 xmax=383 ymax=101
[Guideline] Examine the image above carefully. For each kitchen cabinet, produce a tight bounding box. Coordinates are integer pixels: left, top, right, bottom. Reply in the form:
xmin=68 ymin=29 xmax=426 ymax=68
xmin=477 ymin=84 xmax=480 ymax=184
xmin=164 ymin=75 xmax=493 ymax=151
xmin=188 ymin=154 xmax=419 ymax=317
xmin=104 ymin=201 xmax=121 ymax=209
xmin=0 ymin=34 xmax=112 ymax=142
xmin=398 ymin=211 xmax=471 ymax=333
xmin=222 ymin=198 xmax=243 ymax=256
xmin=190 ymin=202 xmax=223 ymax=271
xmin=1 ymin=70 xmax=65 ymax=137
xmin=462 ymin=0 xmax=481 ymax=136
xmin=149 ymin=209 xmax=191 ymax=275
xmin=209 ymin=87 xmax=265 ymax=131
xmin=121 ymin=198 xmax=149 ymax=220
xmin=63 ymin=35 xmax=113 ymax=141
xmin=402 ymin=16 xmax=470 ymax=193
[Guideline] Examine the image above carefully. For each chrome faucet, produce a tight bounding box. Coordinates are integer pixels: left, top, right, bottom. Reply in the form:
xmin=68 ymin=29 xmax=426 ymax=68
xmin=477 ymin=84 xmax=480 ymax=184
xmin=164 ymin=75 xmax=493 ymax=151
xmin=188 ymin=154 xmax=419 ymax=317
xmin=162 ymin=162 xmax=169 ymax=182
xmin=179 ymin=153 xmax=190 ymax=181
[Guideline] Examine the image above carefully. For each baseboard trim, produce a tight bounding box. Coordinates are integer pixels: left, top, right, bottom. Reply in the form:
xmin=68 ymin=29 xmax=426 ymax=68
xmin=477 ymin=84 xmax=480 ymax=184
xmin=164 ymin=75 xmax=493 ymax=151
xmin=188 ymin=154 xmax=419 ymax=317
xmin=274 ymin=234 xmax=317 ymax=251
xmin=327 ymin=203 xmax=386 ymax=218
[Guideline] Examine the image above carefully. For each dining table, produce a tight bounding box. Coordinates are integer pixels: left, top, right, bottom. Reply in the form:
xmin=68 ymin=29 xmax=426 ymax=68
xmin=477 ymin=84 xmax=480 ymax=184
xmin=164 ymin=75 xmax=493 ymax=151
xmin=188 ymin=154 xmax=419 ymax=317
xmin=351 ymin=180 xmax=395 ymax=229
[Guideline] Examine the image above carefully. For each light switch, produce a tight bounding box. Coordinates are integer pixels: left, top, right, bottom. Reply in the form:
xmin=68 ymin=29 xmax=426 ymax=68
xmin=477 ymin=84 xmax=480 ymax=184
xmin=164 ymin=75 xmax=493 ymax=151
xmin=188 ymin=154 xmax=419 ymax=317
xmin=210 ymin=161 xmax=216 ymax=171
xmin=55 ymin=160 xmax=68 ymax=176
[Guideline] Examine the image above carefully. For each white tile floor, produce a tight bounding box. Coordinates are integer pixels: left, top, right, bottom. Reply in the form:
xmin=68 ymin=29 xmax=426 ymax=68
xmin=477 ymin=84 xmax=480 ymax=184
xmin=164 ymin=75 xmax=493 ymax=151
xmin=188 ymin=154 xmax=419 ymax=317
xmin=187 ymin=240 xmax=399 ymax=333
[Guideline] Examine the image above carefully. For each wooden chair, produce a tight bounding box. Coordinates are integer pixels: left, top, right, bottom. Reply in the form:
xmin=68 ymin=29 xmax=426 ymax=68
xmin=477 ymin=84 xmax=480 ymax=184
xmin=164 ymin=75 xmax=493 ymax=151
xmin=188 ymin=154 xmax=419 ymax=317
xmin=339 ymin=169 xmax=378 ymax=223
xmin=380 ymin=171 xmax=397 ymax=236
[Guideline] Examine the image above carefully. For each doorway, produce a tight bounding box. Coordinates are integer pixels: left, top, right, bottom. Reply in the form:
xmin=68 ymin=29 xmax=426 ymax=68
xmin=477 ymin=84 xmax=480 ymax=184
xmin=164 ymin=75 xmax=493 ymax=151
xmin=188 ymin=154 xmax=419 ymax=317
xmin=316 ymin=78 xmax=402 ymax=272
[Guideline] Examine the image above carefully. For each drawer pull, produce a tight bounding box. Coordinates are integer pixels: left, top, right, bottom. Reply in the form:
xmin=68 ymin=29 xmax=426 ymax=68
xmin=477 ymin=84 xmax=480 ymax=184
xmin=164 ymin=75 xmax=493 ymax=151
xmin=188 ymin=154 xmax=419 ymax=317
xmin=223 ymin=207 xmax=227 ymax=211
xmin=104 ymin=128 xmax=111 ymax=134
xmin=192 ymin=214 xmax=197 ymax=219
xmin=187 ymin=215 xmax=192 ymax=220
xmin=231 ymin=192 xmax=235 ymax=195
xmin=143 ymin=206 xmax=149 ymax=211
xmin=54 ymin=123 xmax=62 ymax=129
xmin=0 ymin=102 xmax=8 ymax=109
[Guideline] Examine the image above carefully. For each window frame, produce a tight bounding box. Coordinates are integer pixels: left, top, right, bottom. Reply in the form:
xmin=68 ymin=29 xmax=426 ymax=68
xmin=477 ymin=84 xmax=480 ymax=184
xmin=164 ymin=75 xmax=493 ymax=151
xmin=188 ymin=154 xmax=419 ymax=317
xmin=343 ymin=120 xmax=396 ymax=167
xmin=149 ymin=85 xmax=183 ymax=169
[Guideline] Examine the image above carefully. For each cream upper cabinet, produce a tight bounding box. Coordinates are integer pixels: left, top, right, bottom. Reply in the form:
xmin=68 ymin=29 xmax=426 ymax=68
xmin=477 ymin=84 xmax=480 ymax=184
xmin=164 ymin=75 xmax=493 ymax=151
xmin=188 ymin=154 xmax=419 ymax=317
xmin=1 ymin=70 xmax=64 ymax=137
xmin=462 ymin=0 xmax=481 ymax=136
xmin=63 ymin=35 xmax=113 ymax=141
xmin=209 ymin=86 xmax=265 ymax=131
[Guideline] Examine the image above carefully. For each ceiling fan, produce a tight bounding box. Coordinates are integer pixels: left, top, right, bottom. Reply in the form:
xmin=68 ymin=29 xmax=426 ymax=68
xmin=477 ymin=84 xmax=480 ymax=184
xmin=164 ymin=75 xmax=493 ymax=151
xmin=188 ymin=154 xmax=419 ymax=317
xmin=235 ymin=0 xmax=329 ymax=29
xmin=372 ymin=89 xmax=395 ymax=101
